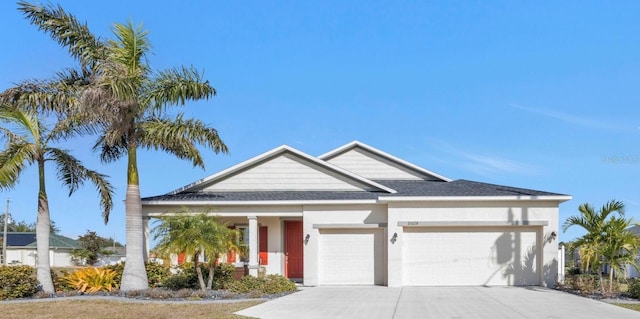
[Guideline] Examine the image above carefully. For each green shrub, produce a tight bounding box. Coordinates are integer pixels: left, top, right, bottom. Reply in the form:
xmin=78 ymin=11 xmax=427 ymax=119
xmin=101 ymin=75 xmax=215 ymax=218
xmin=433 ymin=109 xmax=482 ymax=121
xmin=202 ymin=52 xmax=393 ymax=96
xmin=261 ymin=275 xmax=297 ymax=294
xmin=566 ymin=274 xmax=599 ymax=294
xmin=212 ymin=263 xmax=235 ymax=290
xmin=227 ymin=274 xmax=296 ymax=295
xmin=628 ymin=278 xmax=640 ymax=299
xmin=52 ymin=269 xmax=74 ymax=292
xmin=0 ymin=265 xmax=38 ymax=299
xmin=104 ymin=262 xmax=170 ymax=288
xmin=162 ymin=273 xmax=197 ymax=290
xmin=227 ymin=275 xmax=262 ymax=293
xmin=145 ymin=262 xmax=171 ymax=288
xmin=161 ymin=262 xmax=234 ymax=290
xmin=104 ymin=262 xmax=123 ymax=286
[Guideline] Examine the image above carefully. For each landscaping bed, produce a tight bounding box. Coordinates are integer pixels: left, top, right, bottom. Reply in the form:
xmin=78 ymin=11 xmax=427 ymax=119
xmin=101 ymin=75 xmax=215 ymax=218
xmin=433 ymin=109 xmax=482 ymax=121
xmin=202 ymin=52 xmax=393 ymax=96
xmin=1 ymin=263 xmax=297 ymax=302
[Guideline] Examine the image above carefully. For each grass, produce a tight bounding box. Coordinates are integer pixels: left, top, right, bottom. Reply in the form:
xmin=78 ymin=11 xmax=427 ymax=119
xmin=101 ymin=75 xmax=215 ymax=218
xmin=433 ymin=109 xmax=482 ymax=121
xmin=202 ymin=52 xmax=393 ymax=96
xmin=614 ymin=303 xmax=640 ymax=312
xmin=1 ymin=299 xmax=263 ymax=319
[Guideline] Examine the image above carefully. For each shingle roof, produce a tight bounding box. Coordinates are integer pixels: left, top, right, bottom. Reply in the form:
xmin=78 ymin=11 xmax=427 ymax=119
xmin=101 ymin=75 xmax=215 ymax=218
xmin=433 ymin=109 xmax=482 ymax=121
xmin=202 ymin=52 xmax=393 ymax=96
xmin=141 ymin=179 xmax=567 ymax=202
xmin=1 ymin=232 xmax=80 ymax=249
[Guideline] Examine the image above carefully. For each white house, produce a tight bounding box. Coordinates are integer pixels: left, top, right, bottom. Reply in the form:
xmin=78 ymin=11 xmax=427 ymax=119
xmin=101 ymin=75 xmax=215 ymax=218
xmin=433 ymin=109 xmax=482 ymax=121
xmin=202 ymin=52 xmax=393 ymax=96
xmin=1 ymin=232 xmax=80 ymax=267
xmin=625 ymin=225 xmax=640 ymax=278
xmin=141 ymin=141 xmax=571 ymax=287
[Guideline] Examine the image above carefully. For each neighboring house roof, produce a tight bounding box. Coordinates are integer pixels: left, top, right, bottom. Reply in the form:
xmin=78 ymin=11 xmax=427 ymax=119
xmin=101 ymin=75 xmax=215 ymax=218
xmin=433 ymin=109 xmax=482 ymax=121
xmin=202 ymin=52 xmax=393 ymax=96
xmin=1 ymin=232 xmax=80 ymax=249
xmin=142 ymin=141 xmax=570 ymax=205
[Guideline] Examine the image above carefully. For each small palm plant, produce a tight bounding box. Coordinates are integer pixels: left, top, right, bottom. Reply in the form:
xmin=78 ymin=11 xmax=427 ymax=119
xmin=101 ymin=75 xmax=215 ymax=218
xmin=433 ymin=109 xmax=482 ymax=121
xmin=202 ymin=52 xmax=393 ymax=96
xmin=153 ymin=212 xmax=238 ymax=291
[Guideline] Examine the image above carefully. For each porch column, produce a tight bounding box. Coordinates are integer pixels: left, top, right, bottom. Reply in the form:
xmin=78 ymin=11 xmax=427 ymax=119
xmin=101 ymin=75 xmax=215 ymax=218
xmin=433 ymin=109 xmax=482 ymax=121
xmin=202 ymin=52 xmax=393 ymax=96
xmin=248 ymin=216 xmax=259 ymax=276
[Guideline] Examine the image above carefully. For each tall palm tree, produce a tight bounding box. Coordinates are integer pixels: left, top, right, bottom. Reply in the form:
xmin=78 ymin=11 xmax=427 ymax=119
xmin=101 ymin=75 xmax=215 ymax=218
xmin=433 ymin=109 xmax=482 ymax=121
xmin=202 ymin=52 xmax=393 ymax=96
xmin=153 ymin=213 xmax=238 ymax=291
xmin=0 ymin=104 xmax=113 ymax=293
xmin=563 ymin=200 xmax=627 ymax=294
xmin=17 ymin=2 xmax=228 ymax=290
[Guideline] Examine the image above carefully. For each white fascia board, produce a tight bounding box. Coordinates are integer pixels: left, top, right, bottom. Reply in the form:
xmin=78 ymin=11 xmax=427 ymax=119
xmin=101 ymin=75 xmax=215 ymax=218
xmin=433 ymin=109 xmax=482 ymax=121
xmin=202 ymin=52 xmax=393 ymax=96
xmin=141 ymin=199 xmax=379 ymax=206
xmin=167 ymin=144 xmax=397 ymax=195
xmin=313 ymin=223 xmax=388 ymax=229
xmin=319 ymin=140 xmax=452 ymax=182
xmin=397 ymin=220 xmax=548 ymax=227
xmin=378 ymin=195 xmax=573 ymax=202
xmin=147 ymin=211 xmax=303 ymax=218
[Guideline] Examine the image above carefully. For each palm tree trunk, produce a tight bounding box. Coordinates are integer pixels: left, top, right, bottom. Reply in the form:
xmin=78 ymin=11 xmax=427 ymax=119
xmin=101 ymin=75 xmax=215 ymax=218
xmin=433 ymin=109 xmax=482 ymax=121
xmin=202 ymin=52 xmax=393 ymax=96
xmin=120 ymin=146 xmax=149 ymax=291
xmin=36 ymin=159 xmax=54 ymax=293
xmin=194 ymin=252 xmax=206 ymax=291
xmin=599 ymin=270 xmax=605 ymax=295
xmin=609 ymin=264 xmax=614 ymax=294
xmin=207 ymin=258 xmax=216 ymax=290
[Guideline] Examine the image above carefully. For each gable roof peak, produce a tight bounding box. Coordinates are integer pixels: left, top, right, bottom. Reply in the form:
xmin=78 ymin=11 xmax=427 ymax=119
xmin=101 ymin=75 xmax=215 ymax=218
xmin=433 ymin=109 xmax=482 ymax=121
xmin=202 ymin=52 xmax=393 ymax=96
xmin=319 ymin=141 xmax=452 ymax=182
xmin=166 ymin=143 xmax=397 ymax=195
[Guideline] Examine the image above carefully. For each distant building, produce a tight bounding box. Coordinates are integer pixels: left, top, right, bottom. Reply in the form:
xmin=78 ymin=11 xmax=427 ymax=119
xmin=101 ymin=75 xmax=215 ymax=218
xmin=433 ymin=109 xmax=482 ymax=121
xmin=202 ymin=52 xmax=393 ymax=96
xmin=1 ymin=232 xmax=80 ymax=267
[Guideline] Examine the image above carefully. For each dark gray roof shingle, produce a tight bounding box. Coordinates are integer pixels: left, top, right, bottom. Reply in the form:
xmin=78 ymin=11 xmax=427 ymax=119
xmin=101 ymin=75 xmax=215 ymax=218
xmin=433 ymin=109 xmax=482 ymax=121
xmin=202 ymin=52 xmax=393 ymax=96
xmin=141 ymin=179 xmax=567 ymax=202
xmin=0 ymin=232 xmax=80 ymax=248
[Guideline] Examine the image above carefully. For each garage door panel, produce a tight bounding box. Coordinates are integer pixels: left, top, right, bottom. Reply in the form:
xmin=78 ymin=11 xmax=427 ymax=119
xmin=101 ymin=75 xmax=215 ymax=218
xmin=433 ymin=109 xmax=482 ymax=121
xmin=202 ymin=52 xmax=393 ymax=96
xmin=402 ymin=227 xmax=539 ymax=286
xmin=318 ymin=229 xmax=384 ymax=285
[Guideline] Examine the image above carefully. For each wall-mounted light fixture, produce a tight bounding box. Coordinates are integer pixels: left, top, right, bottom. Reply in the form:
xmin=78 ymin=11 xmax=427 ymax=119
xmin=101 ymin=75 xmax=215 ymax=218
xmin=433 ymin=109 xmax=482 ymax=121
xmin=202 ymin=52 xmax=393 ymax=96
xmin=550 ymin=231 xmax=557 ymax=240
xmin=390 ymin=232 xmax=398 ymax=244
xmin=304 ymin=234 xmax=310 ymax=245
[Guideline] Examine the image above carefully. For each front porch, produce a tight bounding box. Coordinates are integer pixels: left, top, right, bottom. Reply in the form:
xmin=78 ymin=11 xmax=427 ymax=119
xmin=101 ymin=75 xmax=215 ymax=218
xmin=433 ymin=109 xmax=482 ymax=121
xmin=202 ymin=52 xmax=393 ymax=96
xmin=143 ymin=212 xmax=303 ymax=280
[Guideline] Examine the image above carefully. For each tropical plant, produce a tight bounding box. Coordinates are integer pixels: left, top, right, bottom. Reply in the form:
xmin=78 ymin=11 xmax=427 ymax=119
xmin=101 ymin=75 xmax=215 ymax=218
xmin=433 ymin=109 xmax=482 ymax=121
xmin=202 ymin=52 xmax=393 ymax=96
xmin=0 ymin=104 xmax=113 ymax=293
xmin=17 ymin=2 xmax=228 ymax=291
xmin=599 ymin=216 xmax=640 ymax=293
xmin=153 ymin=212 xmax=238 ymax=291
xmin=63 ymin=267 xmax=118 ymax=292
xmin=563 ymin=200 xmax=639 ymax=294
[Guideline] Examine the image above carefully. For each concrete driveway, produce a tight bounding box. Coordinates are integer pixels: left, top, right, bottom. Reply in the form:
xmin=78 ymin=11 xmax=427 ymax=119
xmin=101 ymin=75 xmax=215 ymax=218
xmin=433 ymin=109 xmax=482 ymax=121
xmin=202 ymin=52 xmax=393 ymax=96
xmin=236 ymin=286 xmax=639 ymax=319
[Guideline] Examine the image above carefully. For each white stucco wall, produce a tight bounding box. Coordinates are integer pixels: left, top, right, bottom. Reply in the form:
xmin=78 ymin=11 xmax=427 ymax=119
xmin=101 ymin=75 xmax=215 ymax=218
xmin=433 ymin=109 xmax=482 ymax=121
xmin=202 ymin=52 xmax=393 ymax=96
xmin=386 ymin=200 xmax=560 ymax=287
xmin=6 ymin=248 xmax=75 ymax=267
xmin=302 ymin=204 xmax=388 ymax=286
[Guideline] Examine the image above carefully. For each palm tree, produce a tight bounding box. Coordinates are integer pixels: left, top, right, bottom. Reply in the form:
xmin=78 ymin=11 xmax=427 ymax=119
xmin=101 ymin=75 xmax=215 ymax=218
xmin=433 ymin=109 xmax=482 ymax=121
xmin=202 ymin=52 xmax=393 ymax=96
xmin=562 ymin=200 xmax=631 ymax=294
xmin=152 ymin=212 xmax=238 ymax=291
xmin=600 ymin=216 xmax=640 ymax=293
xmin=0 ymin=104 xmax=113 ymax=293
xmin=17 ymin=2 xmax=228 ymax=291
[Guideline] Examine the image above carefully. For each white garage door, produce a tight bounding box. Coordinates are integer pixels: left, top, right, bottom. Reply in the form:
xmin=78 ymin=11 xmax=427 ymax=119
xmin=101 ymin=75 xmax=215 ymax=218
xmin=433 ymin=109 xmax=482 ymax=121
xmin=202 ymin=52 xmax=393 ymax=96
xmin=318 ymin=228 xmax=385 ymax=285
xmin=402 ymin=227 xmax=540 ymax=286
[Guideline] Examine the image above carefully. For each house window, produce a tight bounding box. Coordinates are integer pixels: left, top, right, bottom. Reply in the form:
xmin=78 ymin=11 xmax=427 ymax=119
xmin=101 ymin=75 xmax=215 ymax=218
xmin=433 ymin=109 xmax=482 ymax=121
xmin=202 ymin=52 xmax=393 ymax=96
xmin=235 ymin=225 xmax=250 ymax=263
xmin=232 ymin=225 xmax=268 ymax=265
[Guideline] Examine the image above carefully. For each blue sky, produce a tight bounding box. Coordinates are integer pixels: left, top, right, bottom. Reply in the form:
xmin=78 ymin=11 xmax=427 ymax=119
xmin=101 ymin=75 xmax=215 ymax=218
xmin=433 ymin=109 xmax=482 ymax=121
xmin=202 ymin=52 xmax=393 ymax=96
xmin=1 ymin=1 xmax=639 ymax=244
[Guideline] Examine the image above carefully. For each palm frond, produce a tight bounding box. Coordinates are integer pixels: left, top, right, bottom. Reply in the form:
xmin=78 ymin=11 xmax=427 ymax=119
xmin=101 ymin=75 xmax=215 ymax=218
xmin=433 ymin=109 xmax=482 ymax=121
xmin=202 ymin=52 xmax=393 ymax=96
xmin=0 ymin=141 xmax=38 ymax=189
xmin=0 ymin=105 xmax=42 ymax=147
xmin=93 ymin=135 xmax=128 ymax=163
xmin=137 ymin=114 xmax=228 ymax=168
xmin=17 ymin=1 xmax=104 ymax=68
xmin=47 ymin=148 xmax=114 ymax=223
xmin=144 ymin=66 xmax=216 ymax=112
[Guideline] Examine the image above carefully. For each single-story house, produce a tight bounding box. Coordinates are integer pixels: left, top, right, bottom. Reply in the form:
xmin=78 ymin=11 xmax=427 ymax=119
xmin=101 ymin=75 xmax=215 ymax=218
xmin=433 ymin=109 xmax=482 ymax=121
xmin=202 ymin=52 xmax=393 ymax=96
xmin=94 ymin=246 xmax=127 ymax=266
xmin=1 ymin=232 xmax=80 ymax=267
xmin=141 ymin=141 xmax=571 ymax=287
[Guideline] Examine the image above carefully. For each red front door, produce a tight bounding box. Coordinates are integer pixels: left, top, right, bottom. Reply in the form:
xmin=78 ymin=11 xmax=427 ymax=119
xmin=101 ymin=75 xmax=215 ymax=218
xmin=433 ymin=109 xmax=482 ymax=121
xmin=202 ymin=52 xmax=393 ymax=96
xmin=284 ymin=221 xmax=304 ymax=278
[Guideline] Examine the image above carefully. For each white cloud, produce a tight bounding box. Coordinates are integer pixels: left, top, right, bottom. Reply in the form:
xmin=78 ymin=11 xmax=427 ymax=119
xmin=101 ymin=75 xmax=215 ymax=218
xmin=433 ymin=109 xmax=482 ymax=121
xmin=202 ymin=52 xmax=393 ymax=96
xmin=429 ymin=139 xmax=540 ymax=177
xmin=509 ymin=103 xmax=638 ymax=132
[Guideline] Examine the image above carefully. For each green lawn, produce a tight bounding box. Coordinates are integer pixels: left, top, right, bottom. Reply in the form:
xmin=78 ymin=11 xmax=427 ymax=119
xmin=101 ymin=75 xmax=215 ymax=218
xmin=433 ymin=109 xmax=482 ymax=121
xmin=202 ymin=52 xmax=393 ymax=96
xmin=613 ymin=303 xmax=640 ymax=312
xmin=1 ymin=299 xmax=263 ymax=319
